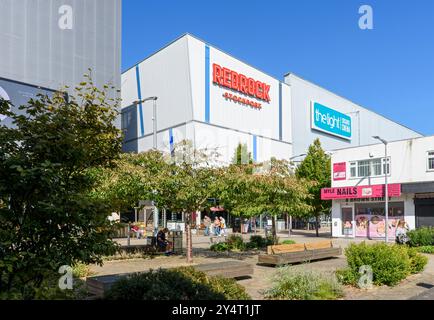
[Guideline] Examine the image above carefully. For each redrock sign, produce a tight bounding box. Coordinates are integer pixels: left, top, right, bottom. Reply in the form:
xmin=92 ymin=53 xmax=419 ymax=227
xmin=212 ymin=63 xmax=271 ymax=102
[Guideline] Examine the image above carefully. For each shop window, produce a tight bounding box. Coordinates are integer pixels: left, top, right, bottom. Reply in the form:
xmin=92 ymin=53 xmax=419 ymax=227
xmin=350 ymin=162 xmax=357 ymax=177
xmin=428 ymin=151 xmax=434 ymax=171
xmin=372 ymin=158 xmax=382 ymax=176
xmin=382 ymin=158 xmax=390 ymax=175
xmin=358 ymin=160 xmax=371 ymax=177
xmin=351 ymin=157 xmax=390 ymax=178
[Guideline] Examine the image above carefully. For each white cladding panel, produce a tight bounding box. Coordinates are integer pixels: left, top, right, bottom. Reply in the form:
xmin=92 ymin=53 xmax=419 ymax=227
xmin=121 ymin=36 xmax=193 ymax=138
xmin=331 ymin=136 xmax=434 ymax=187
xmin=192 ymin=122 xmax=292 ymax=164
xmin=187 ymin=36 xmax=287 ymax=142
xmin=285 ymin=74 xmax=422 ymax=156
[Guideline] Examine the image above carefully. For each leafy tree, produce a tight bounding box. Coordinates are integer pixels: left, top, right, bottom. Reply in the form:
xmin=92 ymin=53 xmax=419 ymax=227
xmin=156 ymin=140 xmax=219 ymax=263
xmin=90 ymin=150 xmax=168 ymax=213
xmin=217 ymin=159 xmax=313 ymax=243
xmin=232 ymin=143 xmax=253 ymax=165
xmin=295 ymin=138 xmax=331 ymax=237
xmin=0 ymin=77 xmax=123 ymax=298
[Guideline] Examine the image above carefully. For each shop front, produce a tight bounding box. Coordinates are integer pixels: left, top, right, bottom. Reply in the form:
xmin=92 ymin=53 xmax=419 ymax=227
xmin=322 ymin=183 xmax=409 ymax=238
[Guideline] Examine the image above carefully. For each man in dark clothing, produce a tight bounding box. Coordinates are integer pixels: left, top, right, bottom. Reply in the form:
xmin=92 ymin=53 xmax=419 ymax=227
xmin=156 ymin=228 xmax=172 ymax=254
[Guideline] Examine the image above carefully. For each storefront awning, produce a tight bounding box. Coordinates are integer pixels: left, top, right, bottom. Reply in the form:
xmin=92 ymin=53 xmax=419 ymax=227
xmin=321 ymin=183 xmax=401 ymax=200
xmin=210 ymin=206 xmax=225 ymax=212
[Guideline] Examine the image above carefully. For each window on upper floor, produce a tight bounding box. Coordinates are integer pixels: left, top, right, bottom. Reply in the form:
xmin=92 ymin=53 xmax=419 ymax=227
xmin=349 ymin=157 xmax=390 ymax=178
xmin=428 ymin=151 xmax=434 ymax=171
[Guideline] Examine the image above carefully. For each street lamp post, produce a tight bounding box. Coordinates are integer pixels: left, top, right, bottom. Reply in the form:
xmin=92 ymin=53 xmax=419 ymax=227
xmin=133 ymin=96 xmax=158 ymax=149
xmin=373 ymin=136 xmax=389 ymax=242
xmin=287 ymin=153 xmax=307 ymax=236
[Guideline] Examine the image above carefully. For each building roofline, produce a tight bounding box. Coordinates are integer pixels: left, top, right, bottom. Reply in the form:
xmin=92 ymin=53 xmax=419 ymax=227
xmin=285 ymin=72 xmax=424 ymax=137
xmin=330 ymin=134 xmax=434 ymax=153
xmin=122 ymin=32 xmax=290 ymax=87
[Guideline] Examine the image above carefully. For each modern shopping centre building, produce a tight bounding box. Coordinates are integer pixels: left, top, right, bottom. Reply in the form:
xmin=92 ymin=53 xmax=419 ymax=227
xmin=121 ymin=33 xmax=434 ymax=235
xmin=121 ymin=34 xmax=421 ymax=162
xmin=1 ymin=5 xmax=432 ymax=237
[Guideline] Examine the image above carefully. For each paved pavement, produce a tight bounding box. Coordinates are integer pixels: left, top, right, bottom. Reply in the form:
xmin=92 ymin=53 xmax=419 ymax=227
xmin=89 ymin=229 xmax=434 ymax=300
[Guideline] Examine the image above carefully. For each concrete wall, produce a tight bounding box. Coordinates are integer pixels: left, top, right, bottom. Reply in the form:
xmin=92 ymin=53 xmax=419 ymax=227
xmin=331 ymin=135 xmax=434 ymax=187
xmin=0 ymin=0 xmax=121 ymax=94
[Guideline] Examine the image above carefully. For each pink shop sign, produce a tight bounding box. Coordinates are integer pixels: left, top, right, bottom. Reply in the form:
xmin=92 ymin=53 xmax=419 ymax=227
xmin=321 ymin=184 xmax=401 ymax=200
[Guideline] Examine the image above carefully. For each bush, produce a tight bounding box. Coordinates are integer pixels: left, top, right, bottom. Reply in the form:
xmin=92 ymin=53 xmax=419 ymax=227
xmin=226 ymin=235 xmax=245 ymax=251
xmin=247 ymin=235 xmax=267 ymax=249
xmin=210 ymin=242 xmax=230 ymax=252
xmin=407 ymin=227 xmax=434 ymax=247
xmin=415 ymin=245 xmax=434 ymax=254
xmin=264 ymin=267 xmax=343 ymax=300
xmin=281 ymin=240 xmax=296 ymax=245
xmin=104 ymin=267 xmax=250 ymax=300
xmin=337 ymin=242 xmax=428 ymax=287
xmin=72 ymin=263 xmax=94 ymax=278
xmin=407 ymin=248 xmax=429 ymax=274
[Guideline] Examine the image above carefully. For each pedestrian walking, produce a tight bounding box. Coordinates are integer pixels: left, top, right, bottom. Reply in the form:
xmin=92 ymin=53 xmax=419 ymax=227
xmin=219 ymin=216 xmax=226 ymax=236
xmin=203 ymin=215 xmax=211 ymax=236
xmin=214 ymin=217 xmax=221 ymax=236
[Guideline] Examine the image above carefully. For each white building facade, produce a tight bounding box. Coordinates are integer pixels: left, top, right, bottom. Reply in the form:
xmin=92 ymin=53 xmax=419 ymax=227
xmin=121 ymin=34 xmax=422 ymax=164
xmin=323 ymin=135 xmax=434 ymax=238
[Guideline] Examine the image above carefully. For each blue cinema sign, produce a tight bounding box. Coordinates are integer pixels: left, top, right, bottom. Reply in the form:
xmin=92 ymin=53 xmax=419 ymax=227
xmin=311 ymin=102 xmax=352 ymax=140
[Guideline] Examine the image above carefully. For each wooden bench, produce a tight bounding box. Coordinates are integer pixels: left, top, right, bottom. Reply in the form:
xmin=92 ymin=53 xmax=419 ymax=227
xmin=86 ymin=261 xmax=253 ymax=298
xmin=194 ymin=261 xmax=253 ymax=279
xmin=258 ymin=240 xmax=342 ymax=266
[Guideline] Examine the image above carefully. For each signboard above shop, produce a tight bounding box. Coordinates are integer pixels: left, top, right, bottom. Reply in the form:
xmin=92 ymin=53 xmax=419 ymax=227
xmin=321 ymin=183 xmax=401 ymax=200
xmin=333 ymin=162 xmax=346 ymax=181
xmin=311 ymin=102 xmax=352 ymax=140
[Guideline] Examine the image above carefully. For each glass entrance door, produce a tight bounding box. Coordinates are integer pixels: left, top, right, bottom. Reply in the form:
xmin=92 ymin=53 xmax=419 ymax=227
xmin=341 ymin=207 xmax=354 ymax=237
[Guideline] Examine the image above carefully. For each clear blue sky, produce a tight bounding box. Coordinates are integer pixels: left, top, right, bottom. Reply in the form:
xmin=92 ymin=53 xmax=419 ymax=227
xmin=122 ymin=0 xmax=434 ymax=135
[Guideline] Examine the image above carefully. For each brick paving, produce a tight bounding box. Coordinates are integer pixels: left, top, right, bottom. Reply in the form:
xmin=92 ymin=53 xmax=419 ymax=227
xmin=89 ymin=228 xmax=434 ymax=300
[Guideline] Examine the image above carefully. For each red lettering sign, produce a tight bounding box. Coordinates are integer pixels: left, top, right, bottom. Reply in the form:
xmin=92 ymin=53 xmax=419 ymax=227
xmin=212 ymin=63 xmax=271 ymax=102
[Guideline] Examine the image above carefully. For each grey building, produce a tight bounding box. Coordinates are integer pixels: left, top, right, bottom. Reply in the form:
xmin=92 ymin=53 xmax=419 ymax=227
xmin=0 ymin=0 xmax=121 ymax=99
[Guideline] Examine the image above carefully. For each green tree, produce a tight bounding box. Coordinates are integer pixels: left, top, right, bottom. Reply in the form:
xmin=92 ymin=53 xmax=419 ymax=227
xmin=295 ymin=138 xmax=331 ymax=237
xmin=217 ymin=159 xmax=313 ymax=243
xmin=0 ymin=77 xmax=123 ymax=298
xmin=232 ymin=143 xmax=253 ymax=165
xmin=156 ymin=140 xmax=219 ymax=263
xmin=90 ymin=150 xmax=168 ymax=213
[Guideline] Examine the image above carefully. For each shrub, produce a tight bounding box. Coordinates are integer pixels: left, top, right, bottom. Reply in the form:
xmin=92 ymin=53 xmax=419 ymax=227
xmin=248 ymin=235 xmax=267 ymax=249
xmin=226 ymin=235 xmax=245 ymax=251
xmin=407 ymin=247 xmax=429 ymax=274
xmin=338 ymin=242 xmax=427 ymax=287
xmin=264 ymin=267 xmax=343 ymax=300
xmin=281 ymin=240 xmax=296 ymax=245
xmin=415 ymin=245 xmax=434 ymax=254
xmin=104 ymin=267 xmax=250 ymax=300
xmin=407 ymin=227 xmax=434 ymax=247
xmin=210 ymin=242 xmax=230 ymax=252
xmin=72 ymin=263 xmax=94 ymax=278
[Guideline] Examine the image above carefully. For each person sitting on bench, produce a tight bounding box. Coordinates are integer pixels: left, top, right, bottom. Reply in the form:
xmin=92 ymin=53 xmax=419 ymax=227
xmin=156 ymin=228 xmax=173 ymax=255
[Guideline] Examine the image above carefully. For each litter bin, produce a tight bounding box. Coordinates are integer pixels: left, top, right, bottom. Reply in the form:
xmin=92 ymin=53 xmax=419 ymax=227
xmin=232 ymin=218 xmax=241 ymax=233
xmin=276 ymin=220 xmax=285 ymax=231
xmin=169 ymin=231 xmax=183 ymax=254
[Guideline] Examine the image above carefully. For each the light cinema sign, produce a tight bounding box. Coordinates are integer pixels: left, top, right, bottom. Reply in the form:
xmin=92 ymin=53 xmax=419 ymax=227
xmin=212 ymin=63 xmax=271 ymax=109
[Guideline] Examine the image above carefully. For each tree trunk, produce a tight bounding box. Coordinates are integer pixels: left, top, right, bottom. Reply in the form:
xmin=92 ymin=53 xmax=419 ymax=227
xmin=185 ymin=212 xmax=193 ymax=263
xmin=271 ymin=215 xmax=277 ymax=244
xmin=315 ymin=215 xmax=320 ymax=237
